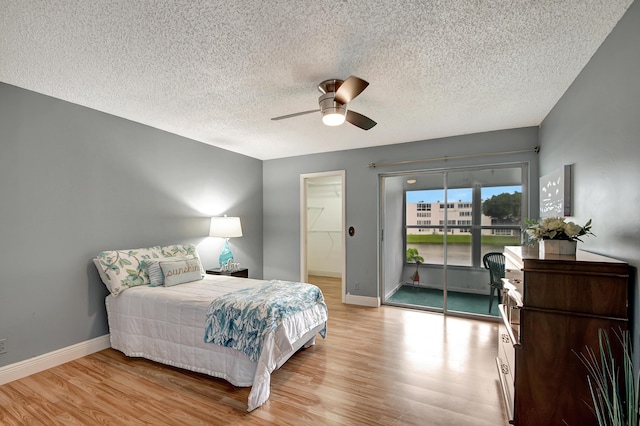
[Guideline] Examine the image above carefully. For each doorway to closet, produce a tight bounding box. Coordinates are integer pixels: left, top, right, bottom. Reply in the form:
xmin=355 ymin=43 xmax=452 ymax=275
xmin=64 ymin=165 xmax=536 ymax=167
xmin=380 ymin=164 xmax=527 ymax=318
xmin=300 ymin=171 xmax=346 ymax=303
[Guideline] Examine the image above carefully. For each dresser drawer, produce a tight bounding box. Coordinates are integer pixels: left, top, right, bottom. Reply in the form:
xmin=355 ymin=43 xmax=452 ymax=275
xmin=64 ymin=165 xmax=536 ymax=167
xmin=497 ymin=309 xmax=516 ymax=421
xmin=504 ymin=258 xmax=524 ymax=295
xmin=499 ymin=322 xmax=516 ymax=375
xmin=496 ymin=355 xmax=514 ymax=421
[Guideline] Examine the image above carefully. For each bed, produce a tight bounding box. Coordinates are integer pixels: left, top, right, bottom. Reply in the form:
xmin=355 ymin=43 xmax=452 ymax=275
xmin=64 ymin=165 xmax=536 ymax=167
xmin=94 ymin=244 xmax=328 ymax=411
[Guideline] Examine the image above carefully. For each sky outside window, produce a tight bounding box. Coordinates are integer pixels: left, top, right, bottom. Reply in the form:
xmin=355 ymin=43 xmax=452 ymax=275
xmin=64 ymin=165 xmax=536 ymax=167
xmin=406 ymin=186 xmax=521 ymax=203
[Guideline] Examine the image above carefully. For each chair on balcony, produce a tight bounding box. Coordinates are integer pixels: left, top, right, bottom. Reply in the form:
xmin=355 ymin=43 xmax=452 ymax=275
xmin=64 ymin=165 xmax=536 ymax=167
xmin=483 ymin=252 xmax=506 ymax=313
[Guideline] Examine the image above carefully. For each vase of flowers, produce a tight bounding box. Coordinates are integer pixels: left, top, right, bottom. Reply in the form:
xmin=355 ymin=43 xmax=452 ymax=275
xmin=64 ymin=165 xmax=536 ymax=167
xmin=525 ymin=217 xmax=594 ymax=256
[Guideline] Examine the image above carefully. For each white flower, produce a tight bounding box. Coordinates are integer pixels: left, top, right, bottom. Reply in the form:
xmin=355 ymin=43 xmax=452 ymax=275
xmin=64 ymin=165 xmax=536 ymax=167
xmin=525 ymin=217 xmax=594 ymax=243
xmin=545 ymin=218 xmax=565 ymax=232
xmin=564 ymin=222 xmax=583 ymax=237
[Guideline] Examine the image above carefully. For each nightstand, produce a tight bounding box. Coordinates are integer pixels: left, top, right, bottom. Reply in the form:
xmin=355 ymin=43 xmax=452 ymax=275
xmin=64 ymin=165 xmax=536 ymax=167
xmin=206 ymin=268 xmax=249 ymax=278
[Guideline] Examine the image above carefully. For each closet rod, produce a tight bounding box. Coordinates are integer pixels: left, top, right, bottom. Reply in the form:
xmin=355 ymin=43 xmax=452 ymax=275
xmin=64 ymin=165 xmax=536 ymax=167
xmin=366 ymin=146 xmax=539 ymax=168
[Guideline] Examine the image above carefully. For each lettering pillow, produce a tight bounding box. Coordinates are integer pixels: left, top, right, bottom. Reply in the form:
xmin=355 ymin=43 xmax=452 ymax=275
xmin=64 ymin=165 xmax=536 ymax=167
xmin=147 ymin=255 xmax=193 ymax=287
xmin=160 ymin=259 xmax=203 ymax=287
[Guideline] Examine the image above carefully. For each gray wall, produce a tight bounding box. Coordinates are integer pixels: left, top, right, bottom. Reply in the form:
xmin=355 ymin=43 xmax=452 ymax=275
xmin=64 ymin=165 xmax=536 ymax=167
xmin=0 ymin=83 xmax=263 ymax=367
xmin=539 ymin=1 xmax=640 ymax=338
xmin=263 ymin=127 xmax=539 ymax=298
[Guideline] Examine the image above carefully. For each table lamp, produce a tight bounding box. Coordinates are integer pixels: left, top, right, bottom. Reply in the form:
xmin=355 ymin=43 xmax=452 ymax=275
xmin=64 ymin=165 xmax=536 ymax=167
xmin=209 ymin=215 xmax=243 ymax=268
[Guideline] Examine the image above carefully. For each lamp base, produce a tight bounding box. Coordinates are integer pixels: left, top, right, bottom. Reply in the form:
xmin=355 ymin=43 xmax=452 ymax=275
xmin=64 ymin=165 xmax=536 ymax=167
xmin=218 ymin=238 xmax=235 ymax=267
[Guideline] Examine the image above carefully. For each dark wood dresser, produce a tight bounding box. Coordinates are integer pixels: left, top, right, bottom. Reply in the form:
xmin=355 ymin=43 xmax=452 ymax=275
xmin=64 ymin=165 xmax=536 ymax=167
xmin=497 ymin=246 xmax=629 ymax=426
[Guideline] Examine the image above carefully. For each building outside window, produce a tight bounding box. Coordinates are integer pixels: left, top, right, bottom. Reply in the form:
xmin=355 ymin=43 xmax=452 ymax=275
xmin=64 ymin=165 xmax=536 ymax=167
xmin=405 ymin=166 xmax=524 ymax=267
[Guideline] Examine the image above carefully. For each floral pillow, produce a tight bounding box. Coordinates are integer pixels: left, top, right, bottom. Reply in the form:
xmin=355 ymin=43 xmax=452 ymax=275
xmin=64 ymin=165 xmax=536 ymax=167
xmin=161 ymin=244 xmax=205 ymax=277
xmin=94 ymin=246 xmax=162 ymax=296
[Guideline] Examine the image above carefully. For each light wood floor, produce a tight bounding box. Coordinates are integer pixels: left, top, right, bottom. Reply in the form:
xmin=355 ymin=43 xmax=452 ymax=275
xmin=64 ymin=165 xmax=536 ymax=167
xmin=0 ymin=276 xmax=508 ymax=425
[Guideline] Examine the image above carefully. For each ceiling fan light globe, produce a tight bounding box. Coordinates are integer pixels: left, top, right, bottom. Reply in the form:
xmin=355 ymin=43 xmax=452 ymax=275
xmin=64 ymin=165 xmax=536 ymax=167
xmin=323 ymin=113 xmax=345 ymax=126
xmin=322 ymin=112 xmax=346 ymax=126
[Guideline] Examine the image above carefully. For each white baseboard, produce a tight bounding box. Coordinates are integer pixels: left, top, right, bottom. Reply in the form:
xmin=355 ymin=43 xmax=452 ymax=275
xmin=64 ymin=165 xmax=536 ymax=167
xmin=345 ymin=293 xmax=380 ymax=307
xmin=0 ymin=334 xmax=111 ymax=386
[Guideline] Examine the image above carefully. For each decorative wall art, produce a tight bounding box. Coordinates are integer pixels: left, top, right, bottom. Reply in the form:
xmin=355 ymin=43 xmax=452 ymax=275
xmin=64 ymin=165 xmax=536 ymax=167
xmin=539 ymin=165 xmax=572 ymax=218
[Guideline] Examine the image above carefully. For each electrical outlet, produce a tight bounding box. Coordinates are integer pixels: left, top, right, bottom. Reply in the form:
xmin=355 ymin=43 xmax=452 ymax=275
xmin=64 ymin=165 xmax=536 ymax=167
xmin=354 ymin=282 xmax=360 ymax=290
xmin=0 ymin=338 xmax=6 ymax=355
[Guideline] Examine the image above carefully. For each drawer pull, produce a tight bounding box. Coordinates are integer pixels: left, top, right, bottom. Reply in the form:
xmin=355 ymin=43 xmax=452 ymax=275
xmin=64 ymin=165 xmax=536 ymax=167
xmin=501 ymin=334 xmax=510 ymax=343
xmin=498 ymin=304 xmax=521 ymax=347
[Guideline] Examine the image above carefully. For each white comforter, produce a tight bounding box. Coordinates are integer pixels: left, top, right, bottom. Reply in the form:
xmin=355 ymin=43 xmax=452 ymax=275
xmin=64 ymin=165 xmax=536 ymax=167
xmin=105 ymin=274 xmax=328 ymax=411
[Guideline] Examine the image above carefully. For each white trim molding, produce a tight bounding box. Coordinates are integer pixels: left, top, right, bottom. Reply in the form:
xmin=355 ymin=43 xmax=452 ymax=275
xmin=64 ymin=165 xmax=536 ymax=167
xmin=0 ymin=334 xmax=111 ymax=385
xmin=345 ymin=293 xmax=380 ymax=307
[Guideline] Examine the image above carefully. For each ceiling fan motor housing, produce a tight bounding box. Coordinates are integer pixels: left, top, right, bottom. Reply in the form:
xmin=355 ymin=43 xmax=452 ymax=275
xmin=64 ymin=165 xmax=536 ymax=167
xmin=318 ymin=79 xmax=347 ymax=126
xmin=317 ymin=79 xmax=347 ymax=125
xmin=319 ymin=92 xmax=346 ymax=114
xmin=319 ymin=93 xmax=346 ymax=125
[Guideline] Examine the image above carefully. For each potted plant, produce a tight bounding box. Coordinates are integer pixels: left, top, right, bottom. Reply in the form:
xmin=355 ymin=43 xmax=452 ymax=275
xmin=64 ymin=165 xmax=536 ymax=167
xmin=524 ymin=217 xmax=594 ymax=255
xmin=406 ymin=248 xmax=424 ymax=283
xmin=576 ymin=328 xmax=639 ymax=426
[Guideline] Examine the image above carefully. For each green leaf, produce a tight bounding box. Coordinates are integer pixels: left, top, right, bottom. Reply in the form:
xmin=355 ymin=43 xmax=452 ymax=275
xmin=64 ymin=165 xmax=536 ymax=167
xmin=119 ymin=258 xmax=132 ymax=266
xmin=406 ymin=248 xmax=425 ymax=265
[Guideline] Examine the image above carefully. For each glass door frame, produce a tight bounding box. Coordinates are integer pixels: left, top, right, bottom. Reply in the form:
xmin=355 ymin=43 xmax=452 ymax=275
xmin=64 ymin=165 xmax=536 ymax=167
xmin=379 ymin=162 xmax=529 ymax=319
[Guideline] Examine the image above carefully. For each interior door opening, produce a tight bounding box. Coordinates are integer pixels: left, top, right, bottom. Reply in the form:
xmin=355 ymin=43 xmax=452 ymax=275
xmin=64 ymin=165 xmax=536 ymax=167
xmin=300 ymin=171 xmax=346 ymax=303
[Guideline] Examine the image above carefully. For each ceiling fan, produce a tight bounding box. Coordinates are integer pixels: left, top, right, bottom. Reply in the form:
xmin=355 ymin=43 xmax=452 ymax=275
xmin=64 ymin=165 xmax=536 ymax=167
xmin=271 ymin=76 xmax=377 ymax=130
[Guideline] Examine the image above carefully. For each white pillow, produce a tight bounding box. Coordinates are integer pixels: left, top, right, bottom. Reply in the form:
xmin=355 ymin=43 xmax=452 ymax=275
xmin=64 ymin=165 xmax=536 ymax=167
xmin=160 ymin=258 xmax=203 ymax=287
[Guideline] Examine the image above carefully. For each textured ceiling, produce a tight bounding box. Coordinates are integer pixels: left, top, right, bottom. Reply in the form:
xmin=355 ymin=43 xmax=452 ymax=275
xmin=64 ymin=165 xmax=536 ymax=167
xmin=0 ymin=1 xmax=633 ymax=160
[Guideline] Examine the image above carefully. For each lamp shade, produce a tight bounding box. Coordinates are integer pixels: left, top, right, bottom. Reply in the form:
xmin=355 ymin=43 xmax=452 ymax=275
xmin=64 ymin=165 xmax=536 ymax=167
xmin=209 ymin=216 xmax=243 ymax=238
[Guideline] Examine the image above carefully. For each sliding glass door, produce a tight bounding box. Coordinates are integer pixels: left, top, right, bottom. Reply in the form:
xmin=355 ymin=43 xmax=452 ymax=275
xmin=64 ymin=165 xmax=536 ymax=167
xmin=383 ymin=164 xmax=527 ymax=317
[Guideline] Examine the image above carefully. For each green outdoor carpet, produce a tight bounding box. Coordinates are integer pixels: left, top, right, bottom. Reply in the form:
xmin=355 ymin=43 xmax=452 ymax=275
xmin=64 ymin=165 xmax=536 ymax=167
xmin=386 ymin=285 xmax=499 ymax=317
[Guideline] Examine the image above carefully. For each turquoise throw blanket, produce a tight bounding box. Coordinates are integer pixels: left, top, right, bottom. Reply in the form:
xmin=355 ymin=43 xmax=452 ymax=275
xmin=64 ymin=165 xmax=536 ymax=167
xmin=204 ymin=280 xmax=327 ymax=362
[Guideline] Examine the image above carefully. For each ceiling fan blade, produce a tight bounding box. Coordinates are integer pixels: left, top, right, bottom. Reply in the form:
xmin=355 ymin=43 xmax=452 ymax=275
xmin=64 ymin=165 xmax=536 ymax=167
xmin=334 ymin=76 xmax=369 ymax=104
xmin=346 ymin=110 xmax=377 ymax=130
xmin=271 ymin=109 xmax=320 ymax=121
